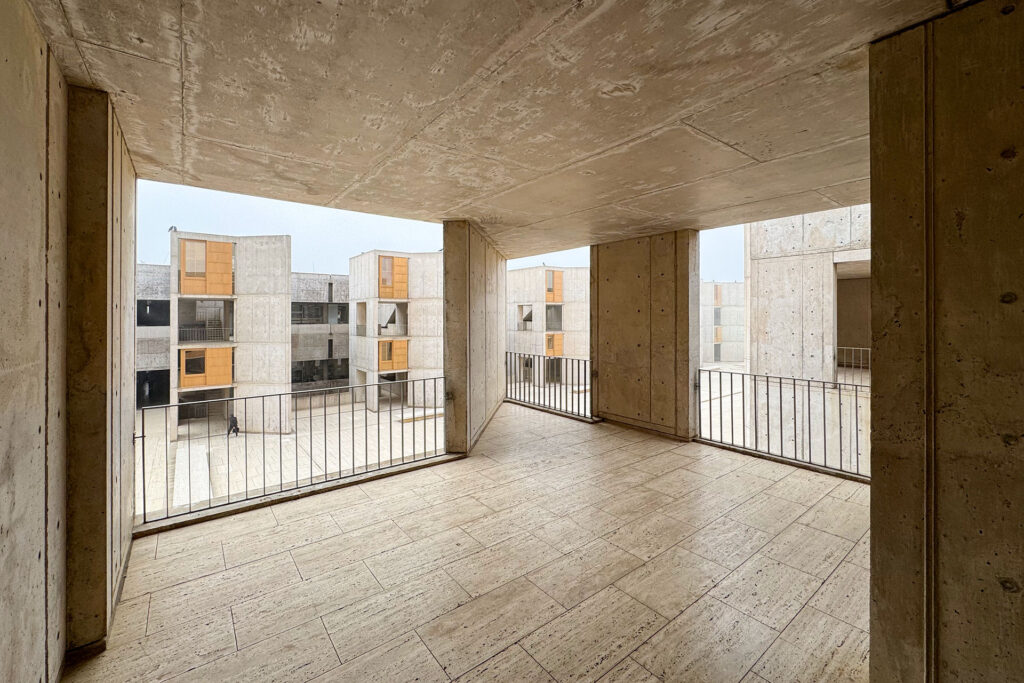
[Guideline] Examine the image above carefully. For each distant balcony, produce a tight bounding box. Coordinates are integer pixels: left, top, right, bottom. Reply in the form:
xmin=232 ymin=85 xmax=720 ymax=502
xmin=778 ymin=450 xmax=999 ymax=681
xmin=516 ymin=321 xmax=533 ymax=331
xmin=379 ymin=324 xmax=408 ymax=337
xmin=178 ymin=324 xmax=233 ymax=343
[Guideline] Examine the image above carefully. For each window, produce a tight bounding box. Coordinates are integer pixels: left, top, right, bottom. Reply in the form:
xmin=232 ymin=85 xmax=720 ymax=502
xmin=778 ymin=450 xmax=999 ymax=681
xmin=336 ymin=303 xmax=348 ymax=324
xmin=546 ymin=335 xmax=554 ymax=351
xmin=546 ymin=305 xmax=562 ymax=331
xmin=137 ymin=299 xmax=170 ymax=326
xmin=327 ymin=338 xmax=334 ymax=359
xmin=184 ymin=350 xmax=205 ymax=375
xmin=517 ymin=304 xmax=533 ymax=330
xmin=546 ymin=270 xmax=554 ymax=292
xmin=328 ymin=282 xmax=334 ymax=303
xmin=291 ymin=302 xmax=326 ymax=324
xmin=714 ymin=343 xmax=722 ymax=362
xmin=381 ymin=341 xmax=393 ymax=362
xmin=184 ymin=240 xmax=205 ymax=277
xmin=714 ymin=307 xmax=722 ymax=325
xmin=381 ymin=256 xmax=394 ymax=287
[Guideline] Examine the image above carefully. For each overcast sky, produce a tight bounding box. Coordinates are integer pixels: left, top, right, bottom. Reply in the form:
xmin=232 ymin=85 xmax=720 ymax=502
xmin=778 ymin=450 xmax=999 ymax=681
xmin=138 ymin=180 xmax=743 ymax=280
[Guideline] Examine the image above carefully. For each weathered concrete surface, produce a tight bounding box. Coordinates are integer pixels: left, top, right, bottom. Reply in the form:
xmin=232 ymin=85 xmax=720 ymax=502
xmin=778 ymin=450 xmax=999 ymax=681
xmin=0 ymin=1 xmax=66 ymax=680
xmin=65 ymin=86 xmax=138 ymax=653
xmin=443 ymin=221 xmax=506 ymax=453
xmin=24 ymin=0 xmax=952 ymax=257
xmin=591 ymin=229 xmax=698 ymax=438
xmin=871 ymin=3 xmax=1024 ymax=679
xmin=506 ymin=265 xmax=589 ymax=358
xmin=699 ymin=282 xmax=745 ymax=365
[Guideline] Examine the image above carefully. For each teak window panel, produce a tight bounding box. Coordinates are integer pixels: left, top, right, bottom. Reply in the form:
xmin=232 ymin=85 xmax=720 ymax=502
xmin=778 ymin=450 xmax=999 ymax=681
xmin=179 ymin=347 xmax=233 ymax=388
xmin=378 ymin=255 xmax=408 ymax=299
xmin=545 ymin=333 xmax=563 ymax=357
xmin=180 ymin=239 xmax=234 ymax=295
xmin=545 ymin=270 xmax=563 ymax=303
xmin=379 ymin=339 xmax=408 ymax=371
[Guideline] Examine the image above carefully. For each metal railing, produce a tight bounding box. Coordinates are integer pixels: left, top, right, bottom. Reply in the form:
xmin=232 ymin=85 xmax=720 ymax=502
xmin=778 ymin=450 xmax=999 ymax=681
xmin=378 ymin=324 xmax=408 ymax=336
xmin=505 ymin=351 xmax=591 ymax=419
xmin=178 ymin=324 xmax=233 ymax=342
xmin=836 ymin=346 xmax=871 ymax=385
xmin=135 ymin=376 xmax=446 ymax=524
xmin=516 ymin=321 xmax=533 ymax=331
xmin=697 ymin=369 xmax=870 ymax=479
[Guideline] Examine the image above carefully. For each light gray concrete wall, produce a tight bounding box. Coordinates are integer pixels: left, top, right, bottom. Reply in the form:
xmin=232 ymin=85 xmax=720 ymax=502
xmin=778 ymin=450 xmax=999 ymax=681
xmin=591 ymin=230 xmax=699 ymax=438
xmin=871 ymin=7 xmax=1024 ymax=679
xmin=136 ymin=326 xmax=170 ymax=370
xmin=699 ymin=281 xmax=745 ymax=365
xmin=65 ymin=86 xmax=137 ymax=656
xmin=137 ymin=263 xmax=170 ymax=299
xmin=0 ymin=5 xmax=69 ymax=678
xmin=291 ymin=271 xmax=349 ymax=303
xmin=444 ymin=220 xmax=507 ymax=453
xmin=746 ymin=204 xmax=870 ymax=380
xmin=836 ymin=277 xmax=870 ymax=348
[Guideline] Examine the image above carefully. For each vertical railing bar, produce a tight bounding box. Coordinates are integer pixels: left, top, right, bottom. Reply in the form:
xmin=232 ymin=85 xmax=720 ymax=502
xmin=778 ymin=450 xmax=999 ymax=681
xmin=187 ymin=413 xmax=192 ymax=513
xmin=262 ymin=396 xmax=266 ymax=496
xmin=778 ymin=378 xmax=783 ymax=459
xmin=279 ymin=395 xmax=283 ymax=492
xmin=729 ymin=372 xmax=735 ymax=445
xmin=363 ymin=389 xmax=368 ymax=472
xmin=822 ymin=381 xmax=827 ymax=469
xmin=308 ymin=393 xmax=313 ymax=485
xmin=792 ymin=379 xmax=797 ymax=461
xmin=206 ymin=404 xmax=211 ymax=508
xmin=376 ymin=382 xmax=381 ymax=471
xmin=165 ymin=407 xmax=169 ymax=519
xmin=141 ymin=409 xmax=147 ymax=523
xmin=838 ymin=382 xmax=844 ymax=472
xmin=741 ymin=373 xmax=746 ymax=449
xmin=433 ymin=377 xmax=437 ymax=455
xmin=351 ymin=385 xmax=355 ymax=475
xmin=855 ymin=384 xmax=860 ymax=475
xmin=807 ymin=380 xmax=812 ymax=465
xmin=400 ymin=379 xmax=405 ymax=463
xmin=243 ymin=398 xmax=249 ymax=500
xmin=718 ymin=372 xmax=723 ymax=443
xmin=753 ymin=374 xmax=758 ymax=452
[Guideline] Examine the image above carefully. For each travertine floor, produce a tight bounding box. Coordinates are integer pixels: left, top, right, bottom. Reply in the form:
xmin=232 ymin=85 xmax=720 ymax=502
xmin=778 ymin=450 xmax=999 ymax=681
xmin=67 ymin=403 xmax=870 ymax=682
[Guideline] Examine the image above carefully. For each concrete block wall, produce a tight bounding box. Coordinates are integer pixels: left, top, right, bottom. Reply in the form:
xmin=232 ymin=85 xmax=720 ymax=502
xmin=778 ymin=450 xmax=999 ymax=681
xmin=0 ymin=2 xmax=69 ymax=678
xmin=591 ymin=230 xmax=699 ymax=439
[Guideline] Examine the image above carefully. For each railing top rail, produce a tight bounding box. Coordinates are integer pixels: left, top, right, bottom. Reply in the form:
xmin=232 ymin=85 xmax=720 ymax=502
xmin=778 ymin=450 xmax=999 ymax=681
xmin=698 ymin=367 xmax=869 ymax=390
xmin=506 ymin=351 xmax=590 ymax=362
xmin=140 ymin=375 xmax=446 ymax=411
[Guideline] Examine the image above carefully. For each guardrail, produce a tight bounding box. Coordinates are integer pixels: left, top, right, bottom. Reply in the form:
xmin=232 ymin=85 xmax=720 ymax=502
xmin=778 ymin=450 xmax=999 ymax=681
xmin=178 ymin=325 xmax=233 ymax=342
xmin=136 ymin=376 xmax=446 ymax=524
xmin=697 ymin=369 xmax=869 ymax=480
xmin=378 ymin=324 xmax=408 ymax=336
xmin=836 ymin=346 xmax=871 ymax=385
xmin=505 ymin=351 xmax=591 ymax=419
xmin=516 ymin=321 xmax=533 ymax=331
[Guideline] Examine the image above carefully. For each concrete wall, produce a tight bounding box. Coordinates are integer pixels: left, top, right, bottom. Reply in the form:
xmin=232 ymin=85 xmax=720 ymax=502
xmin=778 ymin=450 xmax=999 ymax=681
xmin=0 ymin=2 xmax=68 ymax=679
xmin=443 ymin=221 xmax=506 ymax=453
xmin=699 ymin=281 xmax=745 ymax=365
xmin=591 ymin=229 xmax=699 ymax=438
xmin=291 ymin=271 xmax=349 ymax=303
xmin=746 ymin=204 xmax=870 ymax=380
xmin=506 ymin=265 xmax=590 ymax=359
xmin=871 ymin=5 xmax=1024 ymax=679
xmin=836 ymin=277 xmax=870 ymax=348
xmin=65 ymin=86 xmax=138 ymax=654
xmin=137 ymin=263 xmax=170 ymax=299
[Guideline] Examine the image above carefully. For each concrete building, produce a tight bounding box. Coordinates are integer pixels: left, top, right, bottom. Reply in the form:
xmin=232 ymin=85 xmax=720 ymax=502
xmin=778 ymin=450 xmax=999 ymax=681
xmin=135 ymin=263 xmax=171 ymax=406
xmin=506 ymin=265 xmax=589 ymax=359
xmin=290 ymin=272 xmax=350 ymax=391
xmin=746 ymin=204 xmax=871 ymax=382
xmin=699 ymin=281 xmax=745 ymax=367
xmin=168 ymin=231 xmax=292 ymax=432
xmin=6 ymin=1 xmax=1024 ymax=681
xmin=348 ymin=250 xmax=443 ymax=410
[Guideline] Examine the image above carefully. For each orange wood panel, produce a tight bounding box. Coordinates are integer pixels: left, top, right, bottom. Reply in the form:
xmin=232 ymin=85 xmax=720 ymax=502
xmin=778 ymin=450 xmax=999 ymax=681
xmin=545 ymin=333 xmax=563 ymax=357
xmin=179 ymin=347 xmax=233 ymax=388
xmin=205 ymin=241 xmax=234 ymax=295
xmin=378 ymin=339 xmax=409 ymax=371
xmin=545 ymin=270 xmax=563 ymax=303
xmin=180 ymin=239 xmax=206 ymax=295
xmin=393 ymin=257 xmax=408 ymax=299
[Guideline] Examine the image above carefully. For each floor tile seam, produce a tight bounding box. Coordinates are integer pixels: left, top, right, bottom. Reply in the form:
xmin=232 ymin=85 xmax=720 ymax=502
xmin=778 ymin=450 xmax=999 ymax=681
xmin=800 ymin=558 xmax=867 ymax=632
xmin=777 ymin=520 xmax=862 ymax=548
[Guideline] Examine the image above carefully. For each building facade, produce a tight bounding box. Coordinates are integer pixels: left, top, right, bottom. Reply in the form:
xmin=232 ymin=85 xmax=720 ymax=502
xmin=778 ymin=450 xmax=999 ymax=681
xmin=506 ymin=265 xmax=589 ymax=358
xmin=290 ymin=272 xmax=350 ymax=391
xmin=348 ymin=250 xmax=443 ymax=410
xmin=699 ymin=281 xmax=745 ymax=367
xmin=746 ymin=204 xmax=871 ymax=382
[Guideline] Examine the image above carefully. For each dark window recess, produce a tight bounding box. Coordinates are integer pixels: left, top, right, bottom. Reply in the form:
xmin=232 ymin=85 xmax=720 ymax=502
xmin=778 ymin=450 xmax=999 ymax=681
xmin=714 ymin=343 xmax=722 ymax=362
xmin=137 ymin=299 xmax=170 ymax=326
xmin=328 ymin=302 xmax=348 ymax=324
xmin=546 ymin=305 xmax=562 ymax=331
xmin=328 ymin=282 xmax=334 ymax=303
xmin=714 ymin=307 xmax=722 ymax=325
xmin=184 ymin=350 xmax=205 ymax=375
xmin=291 ymin=359 xmax=349 ymax=384
xmin=327 ymin=338 xmax=334 ymax=359
xmin=136 ymin=369 xmax=170 ymax=408
xmin=292 ymin=302 xmax=327 ymax=324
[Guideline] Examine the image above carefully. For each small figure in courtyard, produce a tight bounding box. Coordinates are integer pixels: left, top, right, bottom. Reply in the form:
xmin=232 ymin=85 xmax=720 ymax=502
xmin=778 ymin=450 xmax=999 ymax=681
xmin=228 ymin=414 xmax=240 ymax=437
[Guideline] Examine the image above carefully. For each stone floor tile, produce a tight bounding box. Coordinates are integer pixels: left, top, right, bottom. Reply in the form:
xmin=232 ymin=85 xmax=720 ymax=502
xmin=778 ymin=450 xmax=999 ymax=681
xmin=222 ymin=513 xmax=342 ymax=568
xmin=660 ymin=487 xmax=744 ymax=528
xmin=315 ymin=631 xmax=448 ymax=683
xmin=131 ymin=534 xmax=158 ymax=561
xmin=533 ymin=516 xmax=599 ymax=553
xmin=603 ymin=512 xmax=697 ymax=561
xmin=534 ymin=483 xmax=612 ymax=516
xmin=417 ymin=577 xmax=564 ymax=679
xmin=809 ymin=562 xmax=870 ymax=631
xmin=597 ymin=486 xmax=676 ymax=522
xmin=567 ymin=505 xmax=627 ymax=536
xmin=121 ymin=543 xmax=226 ymax=600
xmin=106 ymin=594 xmax=151 ymax=649
xmin=727 ymin=492 xmax=809 ymax=534
xmin=615 ymin=545 xmax=730 ymax=619
xmin=632 ymin=596 xmax=777 ymax=682
xmin=683 ymin=451 xmax=750 ymax=478
xmin=588 ymin=466 xmax=658 ymax=496
xmin=270 ymin=484 xmax=370 ymax=525
xmin=754 ymin=606 xmax=869 ymax=683
xmin=460 ymin=512 xmax=526 ymax=547
xmin=679 ymin=517 xmax=772 ymax=570
xmin=596 ymin=658 xmax=659 ymax=682
xmin=827 ymin=479 xmax=870 ymax=507
xmin=846 ymin=531 xmax=869 ymax=570
xmin=527 ymin=538 xmax=643 ymax=608
xmin=154 ymin=507 xmax=277 ymax=558
xmin=358 ymin=468 xmax=445 ymax=499
xmin=431 ymin=454 xmax=499 ymax=480
xmin=710 ymin=554 xmax=823 ymax=630
xmin=471 ymin=479 xmax=557 ymax=511
xmin=322 ymin=569 xmax=470 ymax=665
xmin=700 ymin=470 xmax=774 ymax=503
xmin=393 ymin=495 xmax=494 ymax=541
xmin=147 ymin=551 xmax=300 ymax=633
xmin=761 ymin=523 xmax=854 ymax=579
xmin=444 ymin=532 xmax=562 ymax=597
xmin=231 ymin=560 xmax=381 ymax=648
xmin=414 ymin=472 xmax=499 ymax=505
xmin=453 ymin=645 xmax=554 ymax=682
xmin=632 ymin=450 xmax=699 ymax=476
xmin=798 ymin=496 xmax=870 ymax=541
xmin=329 ymin=490 xmax=430 ymax=532
xmin=738 ymin=457 xmax=797 ymax=482
xmin=643 ymin=467 xmax=714 ymax=498
xmin=290 ymin=520 xmax=412 ymax=579
xmin=364 ymin=527 xmax=482 ymax=588
xmin=171 ymin=618 xmax=339 ymax=682
xmin=764 ymin=470 xmax=840 ymax=507
xmin=522 ymin=586 xmax=666 ymax=683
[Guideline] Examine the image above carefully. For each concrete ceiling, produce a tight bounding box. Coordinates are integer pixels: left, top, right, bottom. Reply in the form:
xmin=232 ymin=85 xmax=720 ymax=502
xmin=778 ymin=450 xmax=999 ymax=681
xmin=28 ymin=0 xmax=946 ymax=257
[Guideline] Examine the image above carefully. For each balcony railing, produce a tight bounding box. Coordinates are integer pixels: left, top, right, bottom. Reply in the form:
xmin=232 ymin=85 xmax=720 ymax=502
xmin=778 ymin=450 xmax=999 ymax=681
xmin=505 ymin=351 xmax=592 ymax=419
xmin=516 ymin=321 xmax=533 ymax=331
xmin=378 ymin=324 xmax=408 ymax=336
xmin=697 ymin=369 xmax=869 ymax=480
xmin=135 ymin=376 xmax=446 ymax=524
xmin=836 ymin=346 xmax=871 ymax=385
xmin=178 ymin=324 xmax=233 ymax=342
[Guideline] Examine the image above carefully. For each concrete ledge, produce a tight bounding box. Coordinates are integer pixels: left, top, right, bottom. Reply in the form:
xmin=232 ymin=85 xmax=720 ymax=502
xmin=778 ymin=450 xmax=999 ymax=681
xmin=502 ymin=398 xmax=601 ymax=424
xmin=133 ymin=452 xmax=466 ymax=537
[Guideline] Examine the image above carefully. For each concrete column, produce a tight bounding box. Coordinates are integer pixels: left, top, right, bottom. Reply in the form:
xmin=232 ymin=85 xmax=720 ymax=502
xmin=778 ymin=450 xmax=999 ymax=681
xmin=590 ymin=229 xmax=698 ymax=439
xmin=443 ymin=220 xmax=507 ymax=453
xmin=870 ymin=3 xmax=1024 ymax=679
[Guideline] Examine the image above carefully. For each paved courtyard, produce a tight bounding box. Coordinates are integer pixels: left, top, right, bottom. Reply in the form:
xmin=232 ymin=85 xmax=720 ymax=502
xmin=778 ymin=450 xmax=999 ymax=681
xmin=73 ymin=403 xmax=869 ymax=682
